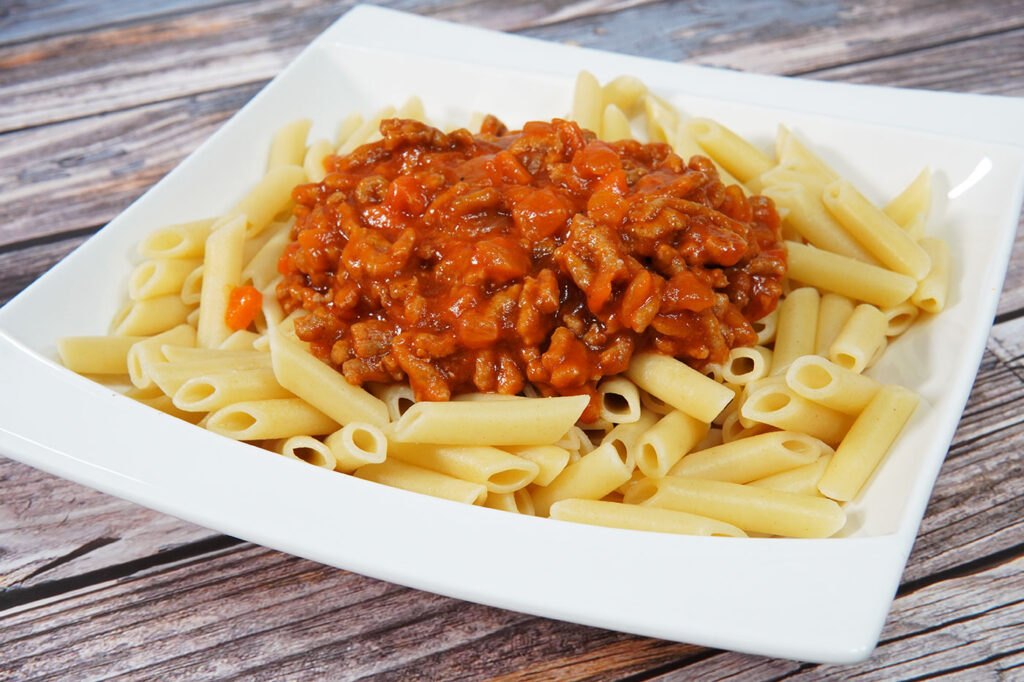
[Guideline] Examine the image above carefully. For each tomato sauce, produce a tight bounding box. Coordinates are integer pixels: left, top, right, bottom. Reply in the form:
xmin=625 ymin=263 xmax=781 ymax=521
xmin=277 ymin=117 xmax=785 ymax=419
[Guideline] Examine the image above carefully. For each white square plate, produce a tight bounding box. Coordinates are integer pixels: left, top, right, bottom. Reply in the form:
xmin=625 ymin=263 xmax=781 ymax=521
xmin=2 ymin=6 xmax=1023 ymax=663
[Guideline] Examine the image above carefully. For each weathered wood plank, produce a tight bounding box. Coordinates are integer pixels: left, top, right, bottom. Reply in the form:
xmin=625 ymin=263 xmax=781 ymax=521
xmin=0 ymin=83 xmax=259 ymax=248
xmin=4 ymin=0 xmax=1023 ymax=133
xmin=0 ymin=232 xmax=92 ymax=307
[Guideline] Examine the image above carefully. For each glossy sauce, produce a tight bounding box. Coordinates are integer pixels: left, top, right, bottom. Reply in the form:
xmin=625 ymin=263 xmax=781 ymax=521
xmin=277 ymin=117 xmax=785 ymax=420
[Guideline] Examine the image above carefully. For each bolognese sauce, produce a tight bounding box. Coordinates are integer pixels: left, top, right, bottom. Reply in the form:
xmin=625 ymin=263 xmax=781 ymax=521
xmin=277 ymin=117 xmax=785 ymax=420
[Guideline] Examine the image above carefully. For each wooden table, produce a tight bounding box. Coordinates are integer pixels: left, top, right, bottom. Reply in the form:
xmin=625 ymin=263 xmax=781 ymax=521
xmin=2 ymin=1 xmax=1023 ymax=678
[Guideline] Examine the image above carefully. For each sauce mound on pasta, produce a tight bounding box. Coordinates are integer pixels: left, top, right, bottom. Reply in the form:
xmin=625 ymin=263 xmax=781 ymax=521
xmin=277 ymin=117 xmax=785 ymax=416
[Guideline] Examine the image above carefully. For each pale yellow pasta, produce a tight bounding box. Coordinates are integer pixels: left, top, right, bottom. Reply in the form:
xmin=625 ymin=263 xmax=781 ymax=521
xmin=911 ymin=237 xmax=951 ymax=313
xmin=268 ymin=327 xmax=390 ymax=427
xmin=638 ymin=389 xmax=674 ymax=416
xmin=741 ymin=383 xmax=853 ymax=446
xmin=396 ymin=95 xmax=426 ymax=121
xmin=683 ymin=118 xmax=773 ymax=183
xmin=227 ymin=165 xmax=307 ymax=238
xmin=597 ymin=376 xmax=642 ymax=424
xmin=818 ymin=385 xmax=920 ymax=502
xmin=749 ymin=453 xmax=832 ymax=496
xmin=266 ymin=119 xmax=311 ymax=170
xmin=770 ymin=287 xmax=820 ymax=375
xmin=626 ymin=476 xmax=845 ymax=538
xmin=354 ymin=459 xmax=487 ymax=505
xmin=206 ymin=397 xmax=339 ymax=440
xmin=757 ymin=166 xmax=827 ymax=194
xmin=338 ymin=106 xmax=396 ymax=154
xmin=775 ymin=126 xmax=838 ymax=185
xmin=549 ymin=499 xmax=747 ymax=537
xmin=179 ymin=263 xmax=204 ymax=306
xmin=784 ymin=355 xmax=882 ymax=415
xmin=761 ymin=182 xmax=877 ymax=263
xmin=531 ymin=441 xmax=634 ymax=517
xmin=881 ymin=301 xmax=920 ymax=337
xmin=829 ymin=303 xmax=887 ymax=373
xmin=601 ymin=75 xmax=646 ymax=114
xmin=785 ymin=240 xmax=917 ymax=308
xmin=334 ymin=111 xmax=364 ymax=149
xmin=503 ymin=445 xmax=571 ymax=487
xmin=219 ymin=329 xmax=261 ymax=351
xmin=57 ymin=335 xmax=144 ymax=375
xmin=753 ymin=308 xmax=778 ymax=346
xmin=626 ymin=352 xmax=735 ymax=423
xmin=160 ymin=347 xmax=267 ymax=362
xmin=814 ymin=293 xmax=855 ymax=356
xmin=302 ymin=138 xmax=334 ymax=183
xmin=643 ymin=94 xmax=678 ymax=145
xmin=901 ymin=213 xmax=927 ymax=241
xmin=822 ymin=180 xmax=932 ymax=280
xmin=373 ymin=383 xmax=417 ymax=422
xmin=128 ymin=258 xmax=202 ymax=301
xmin=485 ymin=489 xmax=535 ymax=516
xmin=324 ymin=422 xmax=388 ymax=473
xmin=147 ymin=353 xmax=272 ymax=396
xmin=274 ymin=435 xmax=336 ymax=470
xmin=171 ymin=367 xmax=291 ymax=412
xmin=110 ymin=294 xmax=193 ymax=337
xmin=634 ymin=410 xmax=708 ymax=479
xmin=600 ymin=103 xmax=632 ymax=141
xmin=138 ymin=218 xmax=215 ymax=260
xmin=674 ymin=122 xmax=746 ymax=188
xmin=390 ymin=395 xmax=588 ymax=446
xmin=883 ymin=168 xmax=931 ymax=228
xmin=195 ymin=214 xmax=246 ymax=348
xmin=721 ymin=345 xmax=772 ymax=385
xmin=131 ymin=392 xmax=205 ymax=424
xmin=241 ymin=227 xmax=291 ymax=291
xmin=571 ymin=70 xmax=603 ymax=133
xmin=668 ymin=430 xmax=822 ymax=483
xmin=387 ymin=442 xmax=539 ymax=494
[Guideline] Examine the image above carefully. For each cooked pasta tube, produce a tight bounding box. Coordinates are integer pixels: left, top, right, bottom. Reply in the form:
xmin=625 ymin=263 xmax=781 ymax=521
xmin=600 ymin=410 xmax=659 ymax=459
xmin=880 ymin=301 xmax=920 ymax=337
xmin=761 ymin=183 xmax=877 ymax=263
xmin=784 ymin=355 xmax=882 ymax=415
xmin=324 ymin=422 xmax=388 ymax=473
xmin=775 ymin=126 xmax=839 ymax=185
xmin=912 ymin=237 xmax=951 ymax=313
xmin=390 ymin=395 xmax=588 ymax=446
xmin=785 ymin=240 xmax=917 ymax=308
xmin=58 ymin=335 xmax=145 ymax=375
xmin=531 ymin=441 xmax=634 ymax=517
xmin=683 ymin=118 xmax=774 ymax=183
xmin=571 ymin=70 xmax=603 ymax=133
xmin=626 ymin=352 xmax=735 ymax=423
xmin=373 ymin=383 xmax=417 ymax=422
xmin=131 ymin=392 xmax=205 ymax=424
xmin=600 ymin=103 xmax=632 ymax=141
xmin=668 ymin=430 xmax=824 ymax=483
xmin=268 ymin=328 xmax=390 ymax=427
xmin=484 ymin=489 xmax=535 ymax=515
xmin=549 ymin=499 xmax=747 ymax=538
xmin=626 ymin=476 xmax=846 ymax=538
xmin=138 ymin=218 xmax=215 ymax=260
xmin=266 ymin=119 xmax=311 ymax=170
xmin=720 ymin=346 xmax=772 ymax=385
xmin=180 ymin=264 xmax=204 ymax=305
xmin=206 ymin=398 xmax=339 ymax=440
xmin=601 ymin=75 xmax=646 ymax=114
xmin=126 ymin=323 xmax=197 ymax=389
xmin=901 ymin=213 xmax=927 ymax=241
xmin=818 ymin=385 xmax=920 ymax=502
xmin=171 ymin=367 xmax=291 ymax=412
xmin=597 ymin=376 xmax=642 ymax=424
xmin=884 ymin=168 xmax=931 ymax=228
xmin=242 ymin=228 xmax=291 ymax=291
xmin=339 ymin=106 xmax=396 ymax=154
xmin=219 ymin=329 xmax=261 ymax=351
xmin=161 ymin=347 xmax=267 ymax=362
xmin=228 ymin=165 xmax=308 ymax=238
xmin=750 ymin=453 xmax=832 ymax=496
xmin=110 ymin=295 xmax=194 ymax=337
xmin=829 ymin=304 xmax=887 ymax=373
xmin=643 ymin=94 xmax=678 ymax=145
xmin=354 ymin=459 xmax=487 ymax=505
xmin=333 ymin=111 xmax=364 ymax=149
xmin=503 ymin=445 xmax=571 ymax=487
xmin=822 ymin=180 xmax=931 ymax=280
xmin=196 ymin=214 xmax=247 ymax=348
xmin=146 ymin=353 xmax=272 ymax=396
xmin=128 ymin=258 xmax=202 ymax=301
xmin=815 ymin=293 xmax=855 ymax=356
xmin=635 ymin=410 xmax=708 ymax=479
xmin=302 ymin=138 xmax=334 ymax=184
xmin=388 ymin=442 xmax=539 ymax=494
xmin=771 ymin=287 xmax=820 ymax=374
xmin=741 ymin=383 xmax=853 ymax=446
xmin=273 ymin=435 xmax=336 ymax=470
xmin=753 ymin=308 xmax=778 ymax=346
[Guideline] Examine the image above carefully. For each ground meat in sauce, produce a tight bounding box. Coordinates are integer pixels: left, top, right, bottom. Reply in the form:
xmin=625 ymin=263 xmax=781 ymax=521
xmin=276 ymin=117 xmax=786 ymax=421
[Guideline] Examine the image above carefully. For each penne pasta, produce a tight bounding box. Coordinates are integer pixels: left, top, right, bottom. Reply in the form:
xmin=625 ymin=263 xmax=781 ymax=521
xmin=128 ymin=258 xmax=202 ymax=301
xmin=684 ymin=118 xmax=774 ymax=183
xmin=266 ymin=119 xmax=312 ymax=170
xmin=531 ymin=441 xmax=634 ymax=517
xmin=828 ymin=304 xmax=887 ymax=373
xmin=171 ymin=367 xmax=292 ymax=412
xmin=741 ymin=382 xmax=853 ymax=446
xmin=785 ymin=240 xmax=917 ymax=308
xmin=635 ymin=410 xmax=708 ymax=479
xmin=206 ymin=398 xmax=339 ymax=440
xmin=58 ymin=335 xmax=144 ymax=375
xmin=324 ymin=422 xmax=388 ymax=473
xmin=814 ymin=293 xmax=855 ymax=357
xmin=626 ymin=353 xmax=735 ymax=423
xmin=138 ymin=218 xmax=215 ymax=260
xmin=668 ymin=430 xmax=823 ymax=483
xmin=597 ymin=376 xmax=642 ymax=424
xmin=770 ymin=287 xmax=820 ymax=375
xmin=388 ymin=441 xmax=539 ymax=494
xmin=549 ymin=499 xmax=746 ymax=537
xmin=273 ymin=435 xmax=336 ymax=470
xmin=196 ymin=214 xmax=247 ymax=348
xmin=912 ymin=237 xmax=952 ymax=313
xmin=354 ymin=459 xmax=487 ymax=505
xmin=784 ymin=355 xmax=882 ymax=415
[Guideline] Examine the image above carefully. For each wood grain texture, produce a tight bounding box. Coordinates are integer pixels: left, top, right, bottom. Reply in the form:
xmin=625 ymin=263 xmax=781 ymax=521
xmin=2 ymin=0 xmax=1023 ymax=678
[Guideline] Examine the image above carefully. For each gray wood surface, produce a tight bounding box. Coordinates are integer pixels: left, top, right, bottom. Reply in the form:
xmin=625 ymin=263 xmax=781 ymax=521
xmin=1 ymin=1 xmax=1023 ymax=679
